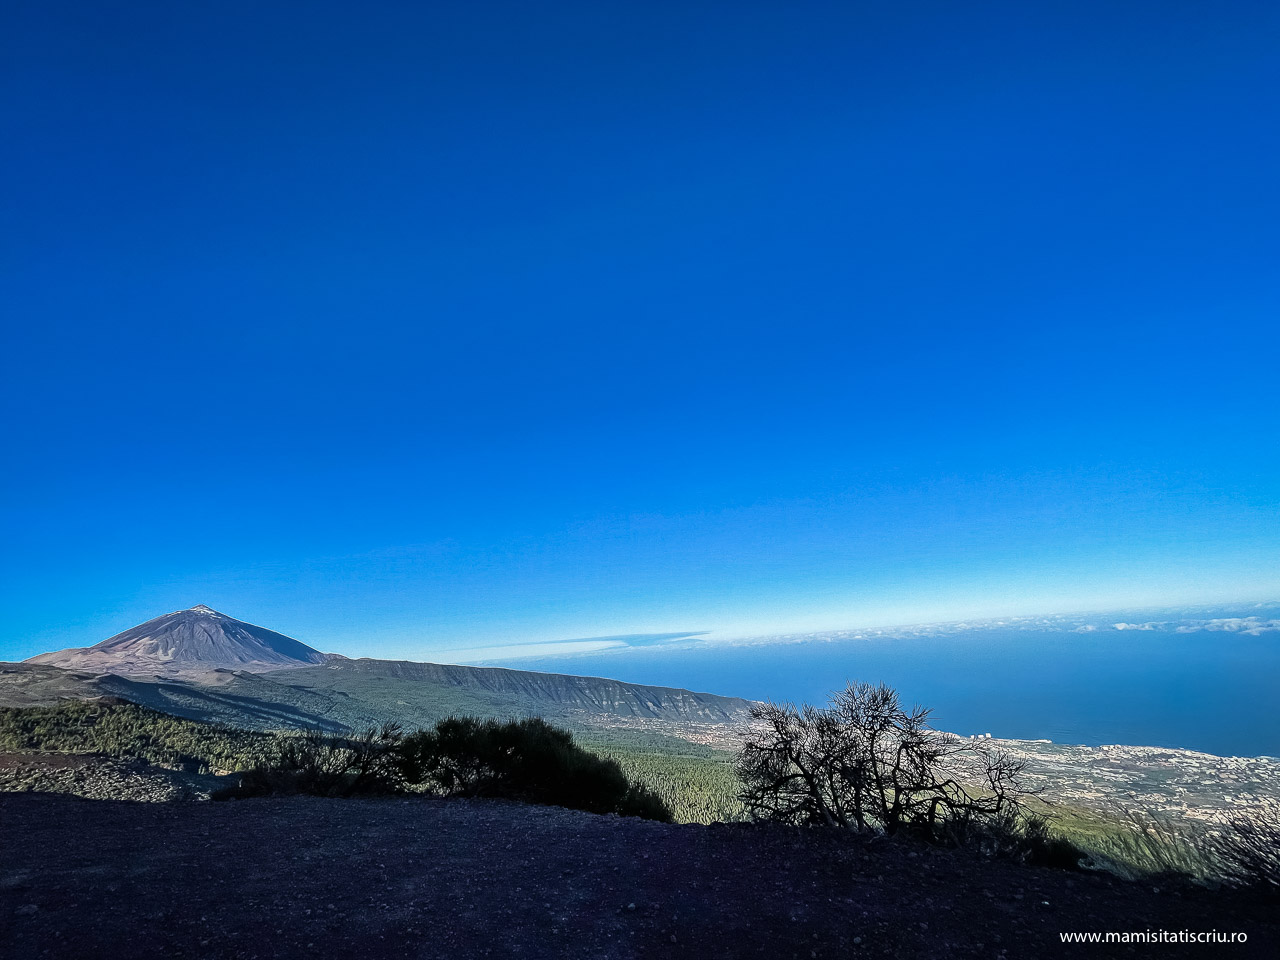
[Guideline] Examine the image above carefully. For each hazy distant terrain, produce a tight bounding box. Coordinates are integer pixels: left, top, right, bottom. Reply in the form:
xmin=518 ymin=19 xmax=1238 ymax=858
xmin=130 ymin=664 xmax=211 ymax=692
xmin=491 ymin=602 xmax=1280 ymax=758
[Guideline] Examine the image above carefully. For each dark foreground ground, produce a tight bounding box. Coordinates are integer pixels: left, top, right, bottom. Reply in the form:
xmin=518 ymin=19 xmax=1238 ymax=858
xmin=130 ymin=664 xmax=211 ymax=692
xmin=1 ymin=793 xmax=1273 ymax=959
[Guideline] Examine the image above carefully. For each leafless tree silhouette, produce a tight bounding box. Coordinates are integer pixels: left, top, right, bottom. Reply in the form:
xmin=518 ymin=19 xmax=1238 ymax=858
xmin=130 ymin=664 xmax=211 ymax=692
xmin=737 ymin=682 xmax=1039 ymax=850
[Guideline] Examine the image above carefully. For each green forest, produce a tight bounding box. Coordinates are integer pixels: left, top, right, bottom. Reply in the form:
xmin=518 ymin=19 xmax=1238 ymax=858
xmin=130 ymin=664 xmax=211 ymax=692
xmin=0 ymin=700 xmax=274 ymax=774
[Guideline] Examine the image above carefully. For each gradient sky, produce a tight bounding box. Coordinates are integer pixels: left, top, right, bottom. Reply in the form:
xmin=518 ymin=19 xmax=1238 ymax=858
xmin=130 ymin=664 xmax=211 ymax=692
xmin=2 ymin=1 xmax=1278 ymax=662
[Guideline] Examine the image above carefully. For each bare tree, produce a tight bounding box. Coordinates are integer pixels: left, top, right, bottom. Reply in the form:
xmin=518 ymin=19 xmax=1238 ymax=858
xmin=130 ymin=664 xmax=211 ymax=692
xmin=737 ymin=681 xmax=1038 ymax=849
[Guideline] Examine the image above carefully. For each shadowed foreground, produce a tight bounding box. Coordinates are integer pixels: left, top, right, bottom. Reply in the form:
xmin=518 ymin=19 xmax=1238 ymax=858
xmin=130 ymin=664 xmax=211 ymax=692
xmin=1 ymin=794 xmax=1273 ymax=959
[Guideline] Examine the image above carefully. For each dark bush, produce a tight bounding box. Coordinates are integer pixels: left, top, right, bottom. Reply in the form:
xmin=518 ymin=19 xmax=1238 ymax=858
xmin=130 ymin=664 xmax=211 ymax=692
xmin=1018 ymin=813 xmax=1087 ymax=869
xmin=213 ymin=724 xmax=406 ymax=799
xmin=398 ymin=716 xmax=672 ymax=821
xmin=214 ymin=716 xmax=672 ymax=821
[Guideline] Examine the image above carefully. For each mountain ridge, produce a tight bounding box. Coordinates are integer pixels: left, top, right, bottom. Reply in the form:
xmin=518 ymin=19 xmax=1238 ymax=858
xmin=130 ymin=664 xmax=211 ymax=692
xmin=7 ymin=606 xmax=756 ymax=734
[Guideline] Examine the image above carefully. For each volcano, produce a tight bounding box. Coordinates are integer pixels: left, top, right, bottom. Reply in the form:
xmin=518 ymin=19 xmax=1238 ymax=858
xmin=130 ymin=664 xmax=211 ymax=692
xmin=26 ymin=605 xmax=329 ymax=676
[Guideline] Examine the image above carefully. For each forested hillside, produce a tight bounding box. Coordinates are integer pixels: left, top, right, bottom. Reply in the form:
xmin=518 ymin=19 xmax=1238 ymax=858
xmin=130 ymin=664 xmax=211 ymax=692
xmin=0 ymin=700 xmax=273 ymax=773
xmin=0 ymin=700 xmax=744 ymax=823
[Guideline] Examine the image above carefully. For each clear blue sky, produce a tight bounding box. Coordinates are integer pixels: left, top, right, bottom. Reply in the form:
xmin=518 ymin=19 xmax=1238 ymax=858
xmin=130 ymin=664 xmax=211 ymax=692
xmin=3 ymin=1 xmax=1277 ymax=662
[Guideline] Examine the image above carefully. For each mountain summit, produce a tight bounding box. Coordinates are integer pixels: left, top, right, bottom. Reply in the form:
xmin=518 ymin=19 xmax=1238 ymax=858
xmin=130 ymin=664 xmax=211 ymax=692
xmin=26 ymin=606 xmax=328 ymax=676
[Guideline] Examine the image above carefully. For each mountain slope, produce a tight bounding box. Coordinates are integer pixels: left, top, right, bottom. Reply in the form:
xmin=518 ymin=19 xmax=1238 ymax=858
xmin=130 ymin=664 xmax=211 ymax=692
xmin=0 ymin=663 xmax=357 ymax=732
xmin=25 ymin=606 xmax=328 ymax=676
xmin=0 ymin=659 xmax=755 ymax=734
xmin=273 ymin=658 xmax=752 ymax=723
xmin=8 ymin=606 xmax=756 ymax=739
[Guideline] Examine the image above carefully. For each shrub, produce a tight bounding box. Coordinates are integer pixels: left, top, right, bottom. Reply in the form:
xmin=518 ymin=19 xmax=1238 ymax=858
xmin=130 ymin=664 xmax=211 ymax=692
xmin=1018 ymin=812 xmax=1088 ymax=869
xmin=213 ymin=724 xmax=406 ymax=799
xmin=213 ymin=716 xmax=672 ymax=821
xmin=1204 ymin=800 xmax=1280 ymax=897
xmin=1084 ymin=806 xmax=1212 ymax=881
xmin=398 ymin=716 xmax=672 ymax=821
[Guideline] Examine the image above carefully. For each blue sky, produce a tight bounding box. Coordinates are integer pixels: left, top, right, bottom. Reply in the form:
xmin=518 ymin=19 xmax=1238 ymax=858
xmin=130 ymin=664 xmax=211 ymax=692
xmin=2 ymin=1 xmax=1278 ymax=662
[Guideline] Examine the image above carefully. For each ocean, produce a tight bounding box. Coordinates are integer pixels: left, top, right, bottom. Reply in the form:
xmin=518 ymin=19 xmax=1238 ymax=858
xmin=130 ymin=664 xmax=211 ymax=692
xmin=497 ymin=625 xmax=1280 ymax=758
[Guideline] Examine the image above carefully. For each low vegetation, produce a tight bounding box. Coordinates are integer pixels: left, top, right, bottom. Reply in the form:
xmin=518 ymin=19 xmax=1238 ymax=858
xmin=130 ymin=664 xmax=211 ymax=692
xmin=212 ymin=723 xmax=408 ymax=799
xmin=1069 ymin=801 xmax=1280 ymax=897
xmin=1207 ymin=800 xmax=1280 ymax=897
xmin=214 ymin=716 xmax=672 ymax=821
xmin=1079 ymin=805 xmax=1217 ymax=881
xmin=398 ymin=716 xmax=671 ymax=820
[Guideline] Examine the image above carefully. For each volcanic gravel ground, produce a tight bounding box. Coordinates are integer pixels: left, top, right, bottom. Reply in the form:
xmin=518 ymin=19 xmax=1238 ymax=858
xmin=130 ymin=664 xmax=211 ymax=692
xmin=1 ymin=793 xmax=1273 ymax=959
